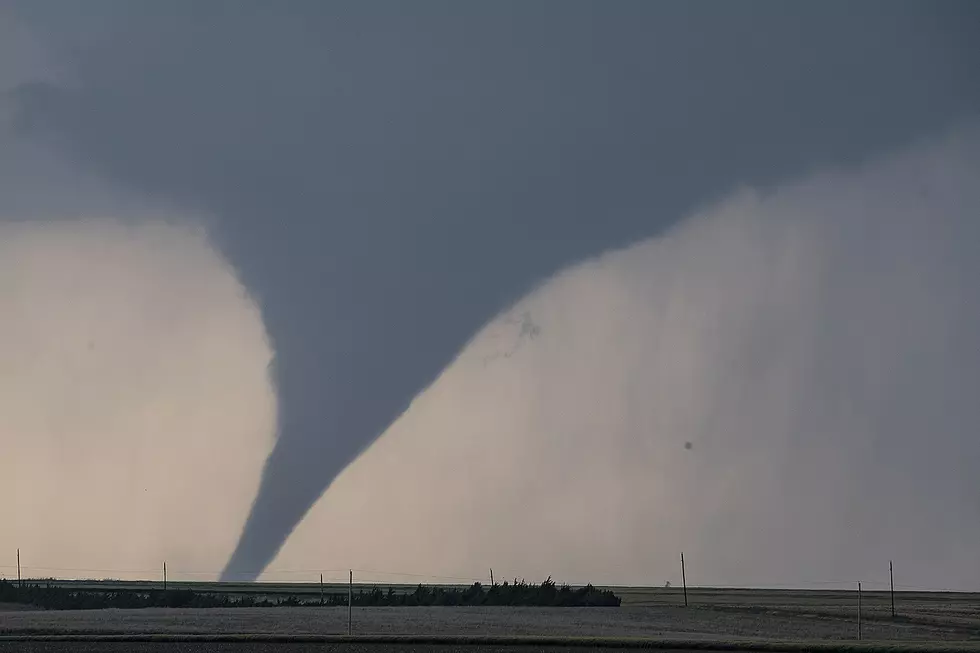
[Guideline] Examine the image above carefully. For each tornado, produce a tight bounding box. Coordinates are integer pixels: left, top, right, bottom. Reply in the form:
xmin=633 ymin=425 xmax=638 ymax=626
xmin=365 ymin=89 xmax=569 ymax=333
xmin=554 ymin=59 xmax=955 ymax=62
xmin=5 ymin=1 xmax=978 ymax=581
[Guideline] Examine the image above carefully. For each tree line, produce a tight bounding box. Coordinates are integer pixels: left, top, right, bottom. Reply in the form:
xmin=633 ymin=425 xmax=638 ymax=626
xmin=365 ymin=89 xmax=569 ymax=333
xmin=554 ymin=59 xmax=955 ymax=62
xmin=0 ymin=576 xmax=620 ymax=610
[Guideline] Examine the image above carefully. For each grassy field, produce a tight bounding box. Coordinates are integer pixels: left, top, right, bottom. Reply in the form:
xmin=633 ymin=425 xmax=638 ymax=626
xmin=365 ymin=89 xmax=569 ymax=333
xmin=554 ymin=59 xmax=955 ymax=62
xmin=7 ymin=642 xmax=979 ymax=653
xmin=2 ymin=584 xmax=977 ymax=644
xmin=4 ymin=637 xmax=980 ymax=653
xmin=613 ymin=587 xmax=980 ymax=624
xmin=1 ymin=603 xmax=978 ymax=642
xmin=22 ymin=580 xmax=980 ymax=614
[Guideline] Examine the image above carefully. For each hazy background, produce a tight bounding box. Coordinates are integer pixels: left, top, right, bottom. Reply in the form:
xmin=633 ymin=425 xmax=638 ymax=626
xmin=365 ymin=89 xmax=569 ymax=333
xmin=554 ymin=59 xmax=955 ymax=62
xmin=1 ymin=2 xmax=978 ymax=587
xmin=0 ymin=218 xmax=276 ymax=581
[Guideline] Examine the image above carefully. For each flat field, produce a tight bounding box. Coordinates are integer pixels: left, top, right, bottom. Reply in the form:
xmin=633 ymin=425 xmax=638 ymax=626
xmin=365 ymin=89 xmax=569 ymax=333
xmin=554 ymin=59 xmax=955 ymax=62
xmin=0 ymin=644 xmax=765 ymax=653
xmin=1 ymin=587 xmax=978 ymax=645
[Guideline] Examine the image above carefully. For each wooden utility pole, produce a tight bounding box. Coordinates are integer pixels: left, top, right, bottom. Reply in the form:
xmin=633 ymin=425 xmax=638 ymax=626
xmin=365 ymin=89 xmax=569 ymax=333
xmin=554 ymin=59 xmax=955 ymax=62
xmin=320 ymin=573 xmax=324 ymax=606
xmin=889 ymin=560 xmax=895 ymax=618
xmin=680 ymin=552 xmax=688 ymax=607
xmin=857 ymin=582 xmax=863 ymax=640
xmin=16 ymin=549 xmax=21 ymax=589
xmin=490 ymin=569 xmax=494 ymax=586
xmin=348 ymin=570 xmax=353 ymax=635
xmin=163 ymin=561 xmax=167 ymax=592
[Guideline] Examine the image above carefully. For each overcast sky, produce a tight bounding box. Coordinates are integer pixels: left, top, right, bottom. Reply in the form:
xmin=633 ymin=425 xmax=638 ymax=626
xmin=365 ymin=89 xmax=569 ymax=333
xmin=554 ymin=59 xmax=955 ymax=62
xmin=2 ymin=1 xmax=978 ymax=582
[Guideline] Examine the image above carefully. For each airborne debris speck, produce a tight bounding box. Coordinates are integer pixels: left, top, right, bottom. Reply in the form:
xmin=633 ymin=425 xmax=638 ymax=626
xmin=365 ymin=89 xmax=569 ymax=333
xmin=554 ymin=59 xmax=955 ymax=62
xmin=483 ymin=311 xmax=541 ymax=366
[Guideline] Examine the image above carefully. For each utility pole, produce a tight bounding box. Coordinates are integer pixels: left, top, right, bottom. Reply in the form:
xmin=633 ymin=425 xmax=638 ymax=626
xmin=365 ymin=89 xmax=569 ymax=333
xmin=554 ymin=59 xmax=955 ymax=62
xmin=163 ymin=561 xmax=167 ymax=592
xmin=16 ymin=549 xmax=21 ymax=589
xmin=348 ymin=570 xmax=353 ymax=635
xmin=680 ymin=552 xmax=688 ymax=607
xmin=320 ymin=573 xmax=324 ymax=606
xmin=857 ymin=582 xmax=863 ymax=641
xmin=490 ymin=569 xmax=494 ymax=586
xmin=889 ymin=560 xmax=895 ymax=618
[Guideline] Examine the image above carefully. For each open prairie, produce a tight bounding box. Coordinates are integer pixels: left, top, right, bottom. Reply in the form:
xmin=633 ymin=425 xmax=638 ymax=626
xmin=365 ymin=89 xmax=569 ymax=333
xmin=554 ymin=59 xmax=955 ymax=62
xmin=2 ymin=587 xmax=979 ymax=644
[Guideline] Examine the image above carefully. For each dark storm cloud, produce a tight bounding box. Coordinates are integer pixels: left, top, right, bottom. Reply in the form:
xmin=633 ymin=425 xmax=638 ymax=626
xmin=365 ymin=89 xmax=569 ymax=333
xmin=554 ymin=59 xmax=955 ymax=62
xmin=7 ymin=0 xmax=979 ymax=580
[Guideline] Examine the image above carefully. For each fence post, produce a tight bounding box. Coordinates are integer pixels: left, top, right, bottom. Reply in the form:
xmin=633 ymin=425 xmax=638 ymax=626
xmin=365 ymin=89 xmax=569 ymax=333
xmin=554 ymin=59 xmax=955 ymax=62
xmin=889 ymin=560 xmax=895 ymax=618
xmin=680 ymin=552 xmax=688 ymax=607
xmin=857 ymin=582 xmax=863 ymax=640
xmin=348 ymin=570 xmax=353 ymax=635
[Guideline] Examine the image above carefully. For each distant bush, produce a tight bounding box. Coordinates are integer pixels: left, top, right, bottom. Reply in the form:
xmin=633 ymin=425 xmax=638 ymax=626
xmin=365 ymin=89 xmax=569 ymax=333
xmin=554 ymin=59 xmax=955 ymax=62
xmin=0 ymin=576 xmax=620 ymax=610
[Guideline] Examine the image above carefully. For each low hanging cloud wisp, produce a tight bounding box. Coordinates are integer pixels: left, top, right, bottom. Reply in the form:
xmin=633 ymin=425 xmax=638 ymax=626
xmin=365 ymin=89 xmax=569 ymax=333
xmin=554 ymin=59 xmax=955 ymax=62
xmin=0 ymin=218 xmax=277 ymax=581
xmin=272 ymin=124 xmax=980 ymax=591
